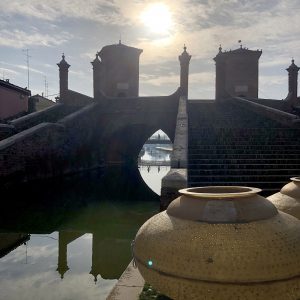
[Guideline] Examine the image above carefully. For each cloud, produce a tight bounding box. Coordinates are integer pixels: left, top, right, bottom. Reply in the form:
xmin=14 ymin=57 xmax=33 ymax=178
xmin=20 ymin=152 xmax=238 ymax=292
xmin=0 ymin=61 xmax=44 ymax=75
xmin=0 ymin=29 xmax=72 ymax=49
xmin=69 ymin=70 xmax=89 ymax=78
xmin=190 ymin=72 xmax=215 ymax=85
xmin=0 ymin=0 xmax=298 ymax=99
xmin=140 ymin=73 xmax=178 ymax=86
xmin=260 ymin=58 xmax=291 ymax=68
xmin=260 ymin=74 xmax=286 ymax=86
xmin=0 ymin=67 xmax=20 ymax=76
xmin=0 ymin=0 xmax=126 ymax=25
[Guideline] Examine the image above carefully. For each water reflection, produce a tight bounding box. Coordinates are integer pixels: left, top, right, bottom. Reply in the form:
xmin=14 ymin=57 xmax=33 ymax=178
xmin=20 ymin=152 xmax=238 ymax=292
xmin=139 ymin=144 xmax=172 ymax=164
xmin=138 ymin=143 xmax=171 ymax=194
xmin=0 ymin=166 xmax=161 ymax=300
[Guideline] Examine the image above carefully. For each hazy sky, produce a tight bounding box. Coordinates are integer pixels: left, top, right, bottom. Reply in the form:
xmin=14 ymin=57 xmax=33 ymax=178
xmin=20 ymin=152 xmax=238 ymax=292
xmin=0 ymin=0 xmax=299 ymax=100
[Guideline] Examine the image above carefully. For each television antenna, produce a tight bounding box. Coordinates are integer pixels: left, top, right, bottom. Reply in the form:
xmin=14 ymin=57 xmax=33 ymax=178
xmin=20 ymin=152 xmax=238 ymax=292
xmin=22 ymin=49 xmax=31 ymax=89
xmin=44 ymin=76 xmax=49 ymax=98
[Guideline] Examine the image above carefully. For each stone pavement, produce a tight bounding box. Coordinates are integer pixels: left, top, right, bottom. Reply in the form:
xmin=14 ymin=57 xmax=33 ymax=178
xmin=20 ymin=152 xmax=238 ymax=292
xmin=106 ymin=261 xmax=144 ymax=300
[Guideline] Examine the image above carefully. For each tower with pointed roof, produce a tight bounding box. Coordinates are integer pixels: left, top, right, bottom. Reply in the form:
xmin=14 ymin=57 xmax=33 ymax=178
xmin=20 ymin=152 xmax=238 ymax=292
xmin=91 ymin=53 xmax=103 ymax=99
xmin=56 ymin=232 xmax=69 ymax=279
xmin=57 ymin=54 xmax=70 ymax=100
xmin=286 ymin=59 xmax=300 ymax=100
xmin=93 ymin=41 xmax=143 ymax=98
xmin=179 ymin=45 xmax=192 ymax=97
xmin=214 ymin=44 xmax=262 ymax=101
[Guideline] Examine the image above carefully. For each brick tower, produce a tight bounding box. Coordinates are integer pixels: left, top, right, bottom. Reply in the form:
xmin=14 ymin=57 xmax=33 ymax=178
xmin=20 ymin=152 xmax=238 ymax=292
xmin=92 ymin=41 xmax=143 ymax=98
xmin=214 ymin=44 xmax=262 ymax=101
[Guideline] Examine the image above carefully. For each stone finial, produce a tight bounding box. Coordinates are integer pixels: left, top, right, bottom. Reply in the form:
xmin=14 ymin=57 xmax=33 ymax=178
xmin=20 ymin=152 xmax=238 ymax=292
xmin=179 ymin=45 xmax=191 ymax=97
xmin=238 ymin=40 xmax=243 ymax=49
xmin=93 ymin=275 xmax=97 ymax=284
xmin=286 ymin=58 xmax=299 ymax=98
xmin=56 ymin=264 xmax=69 ymax=280
xmin=57 ymin=53 xmax=70 ymax=69
xmin=57 ymin=52 xmax=70 ymax=98
xmin=91 ymin=52 xmax=101 ymax=66
xmin=179 ymin=44 xmax=191 ymax=64
xmin=286 ymin=58 xmax=300 ymax=72
xmin=219 ymin=44 xmax=222 ymax=53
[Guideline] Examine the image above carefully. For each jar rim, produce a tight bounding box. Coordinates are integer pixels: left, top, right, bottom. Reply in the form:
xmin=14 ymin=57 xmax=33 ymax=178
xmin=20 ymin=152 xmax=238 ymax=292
xmin=291 ymin=177 xmax=300 ymax=182
xmin=179 ymin=186 xmax=262 ymax=198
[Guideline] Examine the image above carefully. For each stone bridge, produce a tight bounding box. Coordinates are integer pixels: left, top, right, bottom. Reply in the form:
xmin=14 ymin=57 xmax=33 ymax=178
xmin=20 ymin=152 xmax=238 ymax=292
xmin=0 ymin=43 xmax=190 ymax=189
xmin=0 ymin=88 xmax=180 ymax=187
xmin=1 ymin=43 xmax=300 ymax=209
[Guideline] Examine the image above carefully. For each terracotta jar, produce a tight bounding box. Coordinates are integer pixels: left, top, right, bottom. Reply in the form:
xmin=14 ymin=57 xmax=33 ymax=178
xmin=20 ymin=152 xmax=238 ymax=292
xmin=268 ymin=177 xmax=300 ymax=219
xmin=133 ymin=186 xmax=300 ymax=300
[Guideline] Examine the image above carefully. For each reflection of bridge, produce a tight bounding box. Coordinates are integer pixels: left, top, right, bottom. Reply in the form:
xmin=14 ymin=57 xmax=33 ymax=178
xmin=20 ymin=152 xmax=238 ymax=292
xmin=0 ymin=233 xmax=30 ymax=258
xmin=139 ymin=160 xmax=170 ymax=166
xmin=57 ymin=230 xmax=130 ymax=282
xmin=0 ymin=166 xmax=158 ymax=283
xmin=145 ymin=139 xmax=172 ymax=145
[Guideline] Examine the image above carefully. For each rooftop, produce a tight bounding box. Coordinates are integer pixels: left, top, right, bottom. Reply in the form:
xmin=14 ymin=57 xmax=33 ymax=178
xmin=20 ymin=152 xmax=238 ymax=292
xmin=99 ymin=41 xmax=143 ymax=58
xmin=0 ymin=79 xmax=31 ymax=96
xmin=214 ymin=45 xmax=262 ymax=61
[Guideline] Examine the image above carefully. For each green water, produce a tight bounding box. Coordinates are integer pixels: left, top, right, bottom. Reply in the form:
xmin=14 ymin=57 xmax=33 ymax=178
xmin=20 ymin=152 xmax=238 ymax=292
xmin=0 ymin=166 xmax=166 ymax=300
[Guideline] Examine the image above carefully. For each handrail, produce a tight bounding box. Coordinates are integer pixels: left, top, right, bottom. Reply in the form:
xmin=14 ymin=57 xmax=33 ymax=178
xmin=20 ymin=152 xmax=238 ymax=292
xmin=232 ymin=97 xmax=300 ymax=127
xmin=170 ymin=96 xmax=188 ymax=168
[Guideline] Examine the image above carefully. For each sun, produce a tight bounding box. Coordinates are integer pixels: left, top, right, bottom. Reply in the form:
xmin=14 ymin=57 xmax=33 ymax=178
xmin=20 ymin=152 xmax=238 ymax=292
xmin=140 ymin=3 xmax=173 ymax=35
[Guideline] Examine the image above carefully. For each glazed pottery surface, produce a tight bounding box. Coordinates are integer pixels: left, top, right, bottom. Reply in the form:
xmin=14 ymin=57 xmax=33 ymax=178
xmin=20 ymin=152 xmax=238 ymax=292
xmin=268 ymin=177 xmax=300 ymax=219
xmin=134 ymin=186 xmax=300 ymax=300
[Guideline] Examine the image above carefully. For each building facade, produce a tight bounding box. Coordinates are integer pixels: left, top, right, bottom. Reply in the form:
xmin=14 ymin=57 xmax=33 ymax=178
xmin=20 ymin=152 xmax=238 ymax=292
xmin=0 ymin=79 xmax=31 ymax=120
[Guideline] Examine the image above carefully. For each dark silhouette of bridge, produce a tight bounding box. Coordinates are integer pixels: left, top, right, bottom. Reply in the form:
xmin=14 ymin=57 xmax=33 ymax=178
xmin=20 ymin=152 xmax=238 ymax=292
xmin=0 ymin=43 xmax=300 ymax=209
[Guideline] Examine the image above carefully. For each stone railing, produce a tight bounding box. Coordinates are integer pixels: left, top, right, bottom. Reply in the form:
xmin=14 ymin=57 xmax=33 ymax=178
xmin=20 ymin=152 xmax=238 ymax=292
xmin=9 ymin=104 xmax=65 ymax=132
xmin=170 ymin=96 xmax=188 ymax=168
xmin=232 ymin=97 xmax=300 ymax=127
xmin=0 ymin=102 xmax=102 ymax=187
xmin=160 ymin=96 xmax=188 ymax=210
xmin=0 ymin=124 xmax=16 ymax=141
xmin=62 ymin=89 xmax=94 ymax=106
xmin=0 ymin=122 xmax=65 ymax=186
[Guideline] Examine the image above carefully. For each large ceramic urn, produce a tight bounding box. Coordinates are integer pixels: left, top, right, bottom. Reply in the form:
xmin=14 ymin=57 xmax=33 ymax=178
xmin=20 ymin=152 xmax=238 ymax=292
xmin=133 ymin=186 xmax=300 ymax=300
xmin=268 ymin=177 xmax=300 ymax=219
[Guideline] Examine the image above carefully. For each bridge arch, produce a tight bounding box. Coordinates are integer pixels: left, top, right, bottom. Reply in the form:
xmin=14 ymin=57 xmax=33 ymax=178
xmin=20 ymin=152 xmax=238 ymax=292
xmin=88 ymin=90 xmax=180 ymax=165
xmin=99 ymin=123 xmax=174 ymax=164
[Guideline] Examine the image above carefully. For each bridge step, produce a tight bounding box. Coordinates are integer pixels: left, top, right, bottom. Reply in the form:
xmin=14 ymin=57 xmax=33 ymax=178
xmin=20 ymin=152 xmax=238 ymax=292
xmin=188 ymin=164 xmax=300 ymax=170
xmin=189 ymin=140 xmax=300 ymax=145
xmin=187 ymin=101 xmax=300 ymax=191
xmin=190 ymin=153 xmax=300 ymax=161
xmin=189 ymin=169 xmax=300 ymax=176
xmin=189 ymin=149 xmax=300 ymax=157
xmin=189 ymin=158 xmax=300 ymax=164
xmin=188 ymin=175 xmax=295 ymax=181
xmin=189 ymin=182 xmax=288 ymax=188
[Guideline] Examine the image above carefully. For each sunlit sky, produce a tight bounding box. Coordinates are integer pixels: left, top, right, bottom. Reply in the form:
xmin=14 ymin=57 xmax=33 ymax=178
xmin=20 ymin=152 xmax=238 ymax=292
xmin=0 ymin=0 xmax=299 ymax=100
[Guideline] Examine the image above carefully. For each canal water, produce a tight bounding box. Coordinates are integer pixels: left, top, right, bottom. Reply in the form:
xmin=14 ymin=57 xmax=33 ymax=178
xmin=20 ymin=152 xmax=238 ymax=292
xmin=0 ymin=144 xmax=171 ymax=300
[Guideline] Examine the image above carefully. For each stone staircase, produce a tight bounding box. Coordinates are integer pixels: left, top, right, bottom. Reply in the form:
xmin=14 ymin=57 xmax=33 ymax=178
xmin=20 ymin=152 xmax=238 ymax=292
xmin=0 ymin=104 xmax=79 ymax=141
xmin=188 ymin=101 xmax=300 ymax=195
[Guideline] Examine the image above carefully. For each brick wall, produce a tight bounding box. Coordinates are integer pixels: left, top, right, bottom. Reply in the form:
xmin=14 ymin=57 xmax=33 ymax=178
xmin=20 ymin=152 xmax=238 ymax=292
xmin=0 ymin=86 xmax=28 ymax=119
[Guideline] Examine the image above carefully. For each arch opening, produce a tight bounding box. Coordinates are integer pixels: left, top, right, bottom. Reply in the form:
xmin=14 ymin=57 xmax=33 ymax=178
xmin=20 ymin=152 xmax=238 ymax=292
xmin=138 ymin=130 xmax=172 ymax=195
